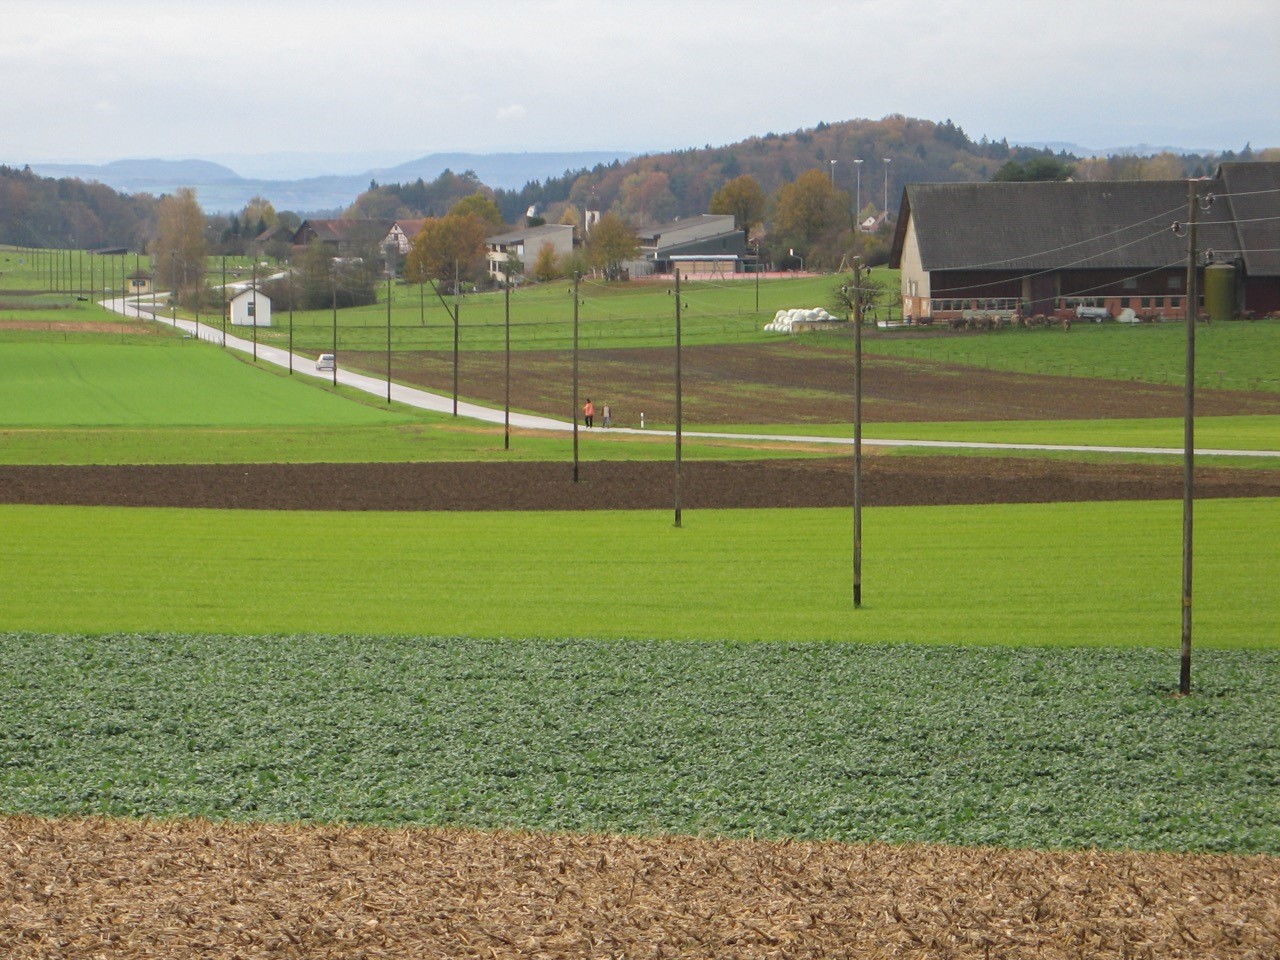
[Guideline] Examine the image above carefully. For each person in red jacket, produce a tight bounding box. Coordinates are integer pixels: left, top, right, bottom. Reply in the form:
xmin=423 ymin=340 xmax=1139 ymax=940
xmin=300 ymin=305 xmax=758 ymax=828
xmin=583 ymin=399 xmax=594 ymax=428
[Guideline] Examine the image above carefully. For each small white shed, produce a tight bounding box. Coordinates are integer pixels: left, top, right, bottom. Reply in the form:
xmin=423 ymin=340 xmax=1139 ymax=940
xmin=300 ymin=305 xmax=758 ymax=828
xmin=229 ymin=286 xmax=272 ymax=327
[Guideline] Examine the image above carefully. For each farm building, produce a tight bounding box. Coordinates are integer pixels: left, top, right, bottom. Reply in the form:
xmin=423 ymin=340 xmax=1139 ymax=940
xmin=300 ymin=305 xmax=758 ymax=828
xmin=126 ymin=269 xmax=153 ymax=296
xmin=628 ymin=215 xmax=747 ymax=277
xmin=485 ymin=223 xmax=576 ymax=283
xmin=291 ymin=219 xmax=395 ymax=257
xmin=228 ymin=287 xmax=271 ymax=327
xmin=384 ymin=219 xmax=428 ymax=256
xmin=889 ymin=161 xmax=1280 ymax=322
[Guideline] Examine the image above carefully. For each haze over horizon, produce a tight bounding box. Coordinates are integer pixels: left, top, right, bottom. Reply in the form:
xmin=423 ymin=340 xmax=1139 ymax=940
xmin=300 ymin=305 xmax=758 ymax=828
xmin=3 ymin=0 xmax=1275 ymax=177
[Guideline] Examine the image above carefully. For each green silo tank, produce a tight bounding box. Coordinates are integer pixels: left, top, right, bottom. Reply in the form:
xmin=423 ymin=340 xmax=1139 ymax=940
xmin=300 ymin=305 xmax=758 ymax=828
xmin=1204 ymin=262 xmax=1236 ymax=321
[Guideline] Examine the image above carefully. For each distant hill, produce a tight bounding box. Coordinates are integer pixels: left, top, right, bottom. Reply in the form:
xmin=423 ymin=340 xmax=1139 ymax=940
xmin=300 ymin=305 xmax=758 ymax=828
xmin=20 ymin=152 xmax=635 ymax=214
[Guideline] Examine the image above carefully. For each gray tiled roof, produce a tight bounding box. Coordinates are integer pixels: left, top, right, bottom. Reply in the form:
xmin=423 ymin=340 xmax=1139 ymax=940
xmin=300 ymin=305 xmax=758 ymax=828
xmin=1218 ymin=162 xmax=1280 ymax=277
xmin=891 ymin=173 xmax=1268 ymax=274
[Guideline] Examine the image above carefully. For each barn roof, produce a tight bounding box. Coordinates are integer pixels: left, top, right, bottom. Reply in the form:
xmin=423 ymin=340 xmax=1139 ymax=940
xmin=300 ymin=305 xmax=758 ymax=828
xmin=888 ymin=171 xmax=1272 ymax=275
xmin=1217 ymin=161 xmax=1280 ymax=277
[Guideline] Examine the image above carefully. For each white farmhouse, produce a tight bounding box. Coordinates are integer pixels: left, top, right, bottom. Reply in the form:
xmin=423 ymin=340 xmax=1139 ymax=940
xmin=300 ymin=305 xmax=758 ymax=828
xmin=229 ymin=286 xmax=272 ymax=326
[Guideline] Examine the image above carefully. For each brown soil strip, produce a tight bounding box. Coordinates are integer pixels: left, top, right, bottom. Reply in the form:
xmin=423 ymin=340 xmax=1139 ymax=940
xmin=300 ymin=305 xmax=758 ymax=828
xmin=2 ymin=457 xmax=1277 ymax=511
xmin=356 ymin=341 xmax=1280 ymax=426
xmin=2 ymin=816 xmax=1276 ymax=959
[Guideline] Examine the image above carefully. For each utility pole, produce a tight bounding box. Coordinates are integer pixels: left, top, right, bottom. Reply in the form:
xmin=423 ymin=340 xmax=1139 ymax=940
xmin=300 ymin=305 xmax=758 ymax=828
xmin=331 ymin=269 xmax=338 ymax=387
xmin=452 ymin=261 xmax=460 ymax=417
xmin=1180 ymin=180 xmax=1202 ymax=696
xmin=504 ymin=276 xmax=511 ymax=450
xmin=251 ymin=262 xmax=258 ymax=362
xmin=572 ymin=272 xmax=580 ymax=483
xmin=852 ymin=259 xmax=864 ymax=608
xmin=674 ymin=269 xmax=683 ymax=528
xmin=386 ymin=271 xmax=392 ymax=403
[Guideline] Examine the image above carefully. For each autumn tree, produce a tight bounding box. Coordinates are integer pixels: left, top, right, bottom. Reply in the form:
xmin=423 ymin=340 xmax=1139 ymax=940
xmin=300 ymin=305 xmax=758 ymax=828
xmin=532 ymin=241 xmax=561 ymax=282
xmin=150 ymin=187 xmax=208 ymax=294
xmin=240 ymin=195 xmax=278 ymax=235
xmin=770 ymin=169 xmax=851 ymax=269
xmin=709 ymin=174 xmax=766 ymax=235
xmin=404 ymin=213 xmax=488 ymax=288
xmin=449 ymin=192 xmax=505 ymax=233
xmin=586 ymin=213 xmax=639 ymax=281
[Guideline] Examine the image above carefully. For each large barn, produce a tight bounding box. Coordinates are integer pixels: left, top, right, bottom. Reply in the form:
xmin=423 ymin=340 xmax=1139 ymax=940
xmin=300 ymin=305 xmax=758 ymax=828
xmin=888 ymin=161 xmax=1280 ymax=322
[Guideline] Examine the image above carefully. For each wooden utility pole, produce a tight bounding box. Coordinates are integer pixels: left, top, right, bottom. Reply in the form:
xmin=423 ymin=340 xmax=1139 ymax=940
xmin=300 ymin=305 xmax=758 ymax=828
xmin=853 ymin=260 xmax=864 ymax=608
xmin=288 ymin=270 xmax=294 ymax=374
xmin=452 ymin=261 xmax=460 ymax=417
xmin=251 ymin=262 xmax=258 ymax=361
xmin=386 ymin=272 xmax=392 ymax=403
xmin=572 ymin=272 xmax=580 ymax=483
xmin=331 ymin=270 xmax=338 ymax=387
xmin=674 ymin=269 xmax=683 ymax=528
xmin=1180 ymin=181 xmax=1201 ymax=696
xmin=504 ymin=277 xmax=511 ymax=450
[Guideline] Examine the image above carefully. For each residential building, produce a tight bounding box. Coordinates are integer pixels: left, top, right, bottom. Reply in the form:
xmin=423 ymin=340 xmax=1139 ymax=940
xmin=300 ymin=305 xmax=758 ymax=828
xmin=485 ymin=223 xmax=575 ymax=283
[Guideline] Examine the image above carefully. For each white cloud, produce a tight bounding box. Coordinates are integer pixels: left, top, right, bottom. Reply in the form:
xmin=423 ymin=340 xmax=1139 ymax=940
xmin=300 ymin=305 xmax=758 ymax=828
xmin=495 ymin=104 xmax=528 ymax=123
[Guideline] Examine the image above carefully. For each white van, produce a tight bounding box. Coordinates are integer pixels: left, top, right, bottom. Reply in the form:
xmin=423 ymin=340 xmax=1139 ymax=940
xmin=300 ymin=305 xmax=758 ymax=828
xmin=316 ymin=353 xmax=335 ymax=371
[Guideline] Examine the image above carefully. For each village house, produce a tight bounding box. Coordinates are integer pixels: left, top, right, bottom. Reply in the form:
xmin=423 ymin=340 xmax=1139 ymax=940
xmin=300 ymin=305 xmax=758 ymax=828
xmin=485 ymin=223 xmax=575 ymax=283
xmin=228 ymin=286 xmax=272 ymax=326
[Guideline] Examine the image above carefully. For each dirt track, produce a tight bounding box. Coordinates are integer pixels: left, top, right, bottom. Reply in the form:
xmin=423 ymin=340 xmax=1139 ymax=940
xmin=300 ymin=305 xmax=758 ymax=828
xmin=3 ymin=816 xmax=1277 ymax=959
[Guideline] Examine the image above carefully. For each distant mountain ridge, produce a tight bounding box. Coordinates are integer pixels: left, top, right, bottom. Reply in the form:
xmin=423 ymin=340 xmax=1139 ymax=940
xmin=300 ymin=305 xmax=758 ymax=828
xmin=20 ymin=151 xmax=635 ymax=214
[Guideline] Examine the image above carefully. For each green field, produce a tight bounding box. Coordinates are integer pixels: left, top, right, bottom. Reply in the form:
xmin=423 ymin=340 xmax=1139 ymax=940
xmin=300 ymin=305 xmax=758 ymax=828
xmin=2 ymin=255 xmax=1278 ymax=856
xmin=863 ymin=318 xmax=1280 ymax=393
xmin=254 ymin=272 xmax=846 ymax=353
xmin=0 ymin=340 xmax=420 ymax=428
xmin=1 ymin=633 xmax=1274 ymax=852
xmin=2 ymin=499 xmax=1275 ymax=646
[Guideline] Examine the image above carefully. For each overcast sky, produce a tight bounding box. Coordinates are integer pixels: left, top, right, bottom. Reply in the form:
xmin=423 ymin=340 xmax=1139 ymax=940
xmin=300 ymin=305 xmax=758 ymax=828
xmin=2 ymin=0 xmax=1276 ymax=175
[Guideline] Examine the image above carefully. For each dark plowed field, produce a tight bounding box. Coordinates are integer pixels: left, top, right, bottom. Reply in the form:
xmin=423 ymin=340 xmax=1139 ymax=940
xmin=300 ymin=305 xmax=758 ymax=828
xmin=3 ymin=457 xmax=1278 ymax=510
xmin=351 ymin=340 xmax=1280 ymax=426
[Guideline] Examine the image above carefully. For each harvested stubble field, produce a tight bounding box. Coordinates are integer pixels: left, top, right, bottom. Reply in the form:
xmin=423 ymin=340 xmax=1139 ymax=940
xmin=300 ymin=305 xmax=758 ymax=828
xmin=3 ymin=816 xmax=1278 ymax=959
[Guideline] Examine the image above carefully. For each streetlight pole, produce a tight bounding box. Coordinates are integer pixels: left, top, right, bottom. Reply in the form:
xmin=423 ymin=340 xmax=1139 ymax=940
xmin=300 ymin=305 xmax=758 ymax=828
xmin=829 ymin=158 xmax=837 ymax=187
xmin=854 ymin=159 xmax=863 ymax=246
xmin=883 ymin=158 xmax=892 ymax=222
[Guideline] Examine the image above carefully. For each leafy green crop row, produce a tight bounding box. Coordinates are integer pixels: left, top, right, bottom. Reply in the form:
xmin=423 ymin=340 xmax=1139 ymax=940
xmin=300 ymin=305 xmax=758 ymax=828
xmin=1 ymin=633 xmax=1274 ymax=853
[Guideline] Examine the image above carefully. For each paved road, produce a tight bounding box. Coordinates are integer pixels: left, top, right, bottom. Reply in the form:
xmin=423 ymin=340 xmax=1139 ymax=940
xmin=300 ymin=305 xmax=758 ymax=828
xmin=104 ymin=295 xmax=1279 ymax=459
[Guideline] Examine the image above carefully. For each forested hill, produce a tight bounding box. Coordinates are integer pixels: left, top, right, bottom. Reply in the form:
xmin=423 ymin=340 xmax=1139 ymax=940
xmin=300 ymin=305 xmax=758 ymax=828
xmin=0 ymin=164 xmax=159 ymax=251
xmin=351 ymin=115 xmax=1260 ymax=227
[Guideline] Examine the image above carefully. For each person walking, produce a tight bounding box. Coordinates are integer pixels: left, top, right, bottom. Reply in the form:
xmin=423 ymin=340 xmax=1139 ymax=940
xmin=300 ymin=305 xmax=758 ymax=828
xmin=602 ymin=403 xmax=612 ymax=428
xmin=583 ymin=398 xmax=594 ymax=428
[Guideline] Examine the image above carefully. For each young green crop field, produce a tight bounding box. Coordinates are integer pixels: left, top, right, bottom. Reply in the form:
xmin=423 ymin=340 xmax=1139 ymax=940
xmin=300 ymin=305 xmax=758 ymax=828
xmin=862 ymin=317 xmax=1280 ymax=393
xmin=0 ymin=340 xmax=420 ymax=428
xmin=1 ymin=632 xmax=1274 ymax=853
xmin=2 ymin=498 xmax=1275 ymax=646
xmin=256 ymin=272 xmax=846 ymax=353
